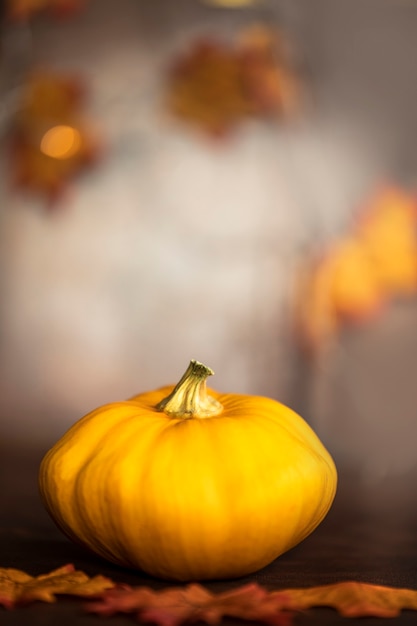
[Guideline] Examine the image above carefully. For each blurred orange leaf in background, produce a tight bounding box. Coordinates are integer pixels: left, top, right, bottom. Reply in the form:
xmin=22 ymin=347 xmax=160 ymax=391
xmin=8 ymin=71 xmax=100 ymax=204
xmin=295 ymin=187 xmax=417 ymax=353
xmin=167 ymin=25 xmax=299 ymax=137
xmin=358 ymin=188 xmax=417 ymax=295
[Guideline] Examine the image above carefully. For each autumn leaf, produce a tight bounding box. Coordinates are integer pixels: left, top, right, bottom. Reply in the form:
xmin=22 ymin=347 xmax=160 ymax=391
xmin=294 ymin=186 xmax=417 ymax=353
xmin=275 ymin=580 xmax=417 ymax=618
xmin=86 ymin=582 xmax=292 ymax=626
xmin=0 ymin=563 xmax=114 ymax=609
xmin=357 ymin=187 xmax=417 ymax=295
xmin=166 ymin=25 xmax=299 ymax=137
xmin=3 ymin=565 xmax=417 ymax=623
xmin=167 ymin=39 xmax=249 ymax=137
xmin=87 ymin=579 xmax=417 ymax=623
xmin=237 ymin=24 xmax=300 ymax=117
xmin=8 ymin=70 xmax=100 ymax=204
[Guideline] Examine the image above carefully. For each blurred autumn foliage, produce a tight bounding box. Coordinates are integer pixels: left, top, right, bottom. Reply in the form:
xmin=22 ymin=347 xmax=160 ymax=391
xmin=4 ymin=564 xmax=417 ymax=622
xmin=295 ymin=187 xmax=417 ymax=353
xmin=167 ymin=25 xmax=300 ymax=137
xmin=8 ymin=71 xmax=100 ymax=203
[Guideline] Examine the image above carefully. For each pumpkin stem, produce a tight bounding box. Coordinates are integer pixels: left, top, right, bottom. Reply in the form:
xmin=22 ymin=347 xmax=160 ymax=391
xmin=156 ymin=360 xmax=223 ymax=418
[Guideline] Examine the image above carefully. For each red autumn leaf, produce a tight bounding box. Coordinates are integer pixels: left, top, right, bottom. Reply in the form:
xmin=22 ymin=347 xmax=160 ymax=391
xmin=86 ymin=582 xmax=292 ymax=626
xmin=86 ymin=579 xmax=417 ymax=623
xmin=3 ymin=564 xmax=417 ymax=622
xmin=0 ymin=563 xmax=114 ymax=609
xmin=275 ymin=580 xmax=417 ymax=618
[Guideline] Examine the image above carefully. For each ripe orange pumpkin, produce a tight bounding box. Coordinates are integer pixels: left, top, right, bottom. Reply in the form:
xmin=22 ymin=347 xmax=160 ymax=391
xmin=39 ymin=360 xmax=337 ymax=581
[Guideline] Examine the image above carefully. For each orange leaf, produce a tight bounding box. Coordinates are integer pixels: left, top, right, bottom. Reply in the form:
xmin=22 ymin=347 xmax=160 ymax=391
xmin=327 ymin=238 xmax=385 ymax=321
xmin=294 ymin=186 xmax=417 ymax=353
xmin=87 ymin=579 xmax=417 ymax=623
xmin=167 ymin=39 xmax=249 ymax=137
xmin=237 ymin=24 xmax=300 ymax=117
xmin=86 ymin=582 xmax=292 ymax=626
xmin=275 ymin=581 xmax=417 ymax=618
xmin=3 ymin=566 xmax=417 ymax=622
xmin=0 ymin=563 xmax=114 ymax=609
xmin=9 ymin=71 xmax=100 ymax=203
xmin=166 ymin=26 xmax=299 ymax=137
xmin=357 ymin=187 xmax=417 ymax=295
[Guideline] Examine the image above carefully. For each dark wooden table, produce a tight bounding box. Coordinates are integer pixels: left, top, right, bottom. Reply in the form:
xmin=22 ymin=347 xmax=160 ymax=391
xmin=2 ymin=441 xmax=417 ymax=625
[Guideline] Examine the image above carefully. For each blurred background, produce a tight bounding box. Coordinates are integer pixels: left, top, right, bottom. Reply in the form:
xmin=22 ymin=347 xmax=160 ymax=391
xmin=1 ymin=0 xmax=417 ymax=482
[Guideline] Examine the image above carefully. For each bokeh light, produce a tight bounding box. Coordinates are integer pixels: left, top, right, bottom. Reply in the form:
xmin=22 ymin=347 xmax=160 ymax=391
xmin=40 ymin=125 xmax=81 ymax=159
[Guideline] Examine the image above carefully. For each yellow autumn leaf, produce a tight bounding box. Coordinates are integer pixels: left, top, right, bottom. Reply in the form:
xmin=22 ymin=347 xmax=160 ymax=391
xmin=0 ymin=563 xmax=114 ymax=609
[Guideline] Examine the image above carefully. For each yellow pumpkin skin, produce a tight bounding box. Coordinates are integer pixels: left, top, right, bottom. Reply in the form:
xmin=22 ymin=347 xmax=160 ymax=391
xmin=39 ymin=364 xmax=337 ymax=582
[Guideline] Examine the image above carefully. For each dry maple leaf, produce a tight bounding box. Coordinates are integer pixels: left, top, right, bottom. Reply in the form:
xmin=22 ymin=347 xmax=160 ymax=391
xmin=357 ymin=187 xmax=417 ymax=295
xmin=294 ymin=186 xmax=417 ymax=354
xmin=3 ymin=565 xmax=417 ymax=623
xmin=237 ymin=24 xmax=300 ymax=117
xmin=9 ymin=70 xmax=100 ymax=203
xmin=167 ymin=39 xmax=249 ymax=137
xmin=274 ymin=580 xmax=417 ymax=618
xmin=0 ymin=563 xmax=114 ymax=609
xmin=86 ymin=582 xmax=292 ymax=626
xmin=323 ymin=237 xmax=385 ymax=322
xmin=166 ymin=25 xmax=299 ymax=137
xmin=87 ymin=579 xmax=417 ymax=623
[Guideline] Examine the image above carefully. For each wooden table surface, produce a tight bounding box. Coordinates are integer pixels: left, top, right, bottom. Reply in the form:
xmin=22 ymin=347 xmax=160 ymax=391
xmin=2 ymin=441 xmax=417 ymax=625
